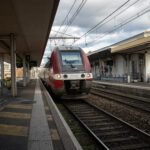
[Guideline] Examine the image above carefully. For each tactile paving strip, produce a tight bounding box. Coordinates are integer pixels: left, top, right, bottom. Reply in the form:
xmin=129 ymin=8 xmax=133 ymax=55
xmin=0 ymin=103 xmax=32 ymax=150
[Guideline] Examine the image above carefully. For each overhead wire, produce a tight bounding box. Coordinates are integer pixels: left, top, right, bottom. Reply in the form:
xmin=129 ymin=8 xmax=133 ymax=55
xmin=53 ymin=0 xmax=147 ymax=47
xmin=72 ymin=0 xmax=143 ymax=46
xmin=54 ymin=0 xmax=77 ymax=37
xmin=60 ymin=0 xmax=87 ymax=39
xmin=52 ymin=30 xmax=74 ymax=37
xmin=92 ymin=0 xmax=142 ymax=34
xmin=56 ymin=0 xmax=87 ymax=46
xmin=72 ymin=0 xmax=130 ymax=45
xmin=86 ymin=6 xmax=150 ymax=46
xmin=54 ymin=0 xmax=87 ymax=46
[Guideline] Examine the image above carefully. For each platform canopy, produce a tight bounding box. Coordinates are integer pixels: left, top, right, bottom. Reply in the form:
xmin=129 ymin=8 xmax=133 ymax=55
xmin=111 ymin=31 xmax=150 ymax=54
xmin=0 ymin=0 xmax=59 ymax=66
xmin=87 ymin=47 xmax=111 ymax=62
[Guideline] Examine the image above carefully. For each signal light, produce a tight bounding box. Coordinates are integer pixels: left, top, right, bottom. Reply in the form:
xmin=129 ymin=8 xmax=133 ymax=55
xmin=55 ymin=74 xmax=61 ymax=79
xmin=57 ymin=74 xmax=61 ymax=78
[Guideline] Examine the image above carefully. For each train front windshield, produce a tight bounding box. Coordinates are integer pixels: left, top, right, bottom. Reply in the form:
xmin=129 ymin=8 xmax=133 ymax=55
xmin=60 ymin=51 xmax=83 ymax=67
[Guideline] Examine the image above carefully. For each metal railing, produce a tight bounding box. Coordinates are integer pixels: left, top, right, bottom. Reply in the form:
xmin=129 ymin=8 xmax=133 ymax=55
xmin=94 ymin=75 xmax=127 ymax=83
xmin=94 ymin=72 xmax=146 ymax=83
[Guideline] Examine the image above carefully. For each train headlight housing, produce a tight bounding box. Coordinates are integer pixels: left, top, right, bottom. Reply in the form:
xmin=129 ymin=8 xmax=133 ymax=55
xmin=55 ymin=74 xmax=61 ymax=79
xmin=87 ymin=73 xmax=91 ymax=78
xmin=81 ymin=74 xmax=85 ymax=78
xmin=63 ymin=74 xmax=68 ymax=78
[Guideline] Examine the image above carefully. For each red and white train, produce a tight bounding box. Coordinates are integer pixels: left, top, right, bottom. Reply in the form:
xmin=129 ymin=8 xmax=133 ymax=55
xmin=40 ymin=46 xmax=93 ymax=99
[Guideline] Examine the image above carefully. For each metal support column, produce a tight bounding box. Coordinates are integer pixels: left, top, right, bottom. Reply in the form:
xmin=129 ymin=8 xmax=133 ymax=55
xmin=10 ymin=33 xmax=17 ymax=96
xmin=0 ymin=54 xmax=4 ymax=95
xmin=23 ymin=56 xmax=26 ymax=87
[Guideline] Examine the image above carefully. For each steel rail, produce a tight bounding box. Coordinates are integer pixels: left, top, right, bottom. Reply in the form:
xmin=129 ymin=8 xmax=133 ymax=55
xmin=63 ymin=100 xmax=150 ymax=150
xmin=91 ymin=86 xmax=150 ymax=113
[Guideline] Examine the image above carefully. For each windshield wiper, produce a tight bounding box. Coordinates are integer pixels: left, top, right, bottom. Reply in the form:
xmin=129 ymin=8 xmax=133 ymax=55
xmin=64 ymin=59 xmax=76 ymax=68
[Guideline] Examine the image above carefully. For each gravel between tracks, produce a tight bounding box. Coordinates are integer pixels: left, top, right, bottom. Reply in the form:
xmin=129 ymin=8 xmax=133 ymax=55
xmin=86 ymin=94 xmax=150 ymax=134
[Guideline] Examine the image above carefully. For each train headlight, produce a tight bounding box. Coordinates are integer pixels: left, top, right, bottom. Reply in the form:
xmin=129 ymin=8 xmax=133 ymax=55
xmin=86 ymin=73 xmax=93 ymax=80
xmin=56 ymin=74 xmax=61 ymax=79
xmin=87 ymin=73 xmax=91 ymax=78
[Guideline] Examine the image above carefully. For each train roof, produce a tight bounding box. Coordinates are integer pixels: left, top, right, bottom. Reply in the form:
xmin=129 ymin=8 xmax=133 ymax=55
xmin=55 ymin=46 xmax=82 ymax=51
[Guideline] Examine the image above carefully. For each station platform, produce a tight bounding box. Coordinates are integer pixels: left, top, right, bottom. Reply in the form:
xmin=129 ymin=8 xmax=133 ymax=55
xmin=0 ymin=79 xmax=65 ymax=150
xmin=93 ymin=80 xmax=150 ymax=98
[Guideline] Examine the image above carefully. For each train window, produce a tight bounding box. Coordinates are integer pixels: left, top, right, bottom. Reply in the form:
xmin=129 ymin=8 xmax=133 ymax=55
xmin=60 ymin=51 xmax=82 ymax=66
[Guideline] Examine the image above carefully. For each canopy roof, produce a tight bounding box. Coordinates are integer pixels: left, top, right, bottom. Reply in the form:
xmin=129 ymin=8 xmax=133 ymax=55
xmin=0 ymin=0 xmax=59 ymax=66
xmin=111 ymin=31 xmax=150 ymax=54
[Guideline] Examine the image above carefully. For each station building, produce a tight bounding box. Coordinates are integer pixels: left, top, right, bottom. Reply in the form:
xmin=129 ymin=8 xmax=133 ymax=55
xmin=88 ymin=30 xmax=150 ymax=83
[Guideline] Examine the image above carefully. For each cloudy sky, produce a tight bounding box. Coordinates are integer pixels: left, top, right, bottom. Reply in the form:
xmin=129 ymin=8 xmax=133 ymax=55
xmin=41 ymin=0 xmax=150 ymax=65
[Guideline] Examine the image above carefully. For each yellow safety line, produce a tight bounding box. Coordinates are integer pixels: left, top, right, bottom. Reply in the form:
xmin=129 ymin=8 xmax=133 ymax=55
xmin=45 ymin=106 xmax=49 ymax=111
xmin=50 ymin=129 xmax=60 ymax=140
xmin=0 ymin=124 xmax=28 ymax=137
xmin=0 ymin=112 xmax=31 ymax=119
xmin=47 ymin=114 xmax=53 ymax=121
xmin=6 ymin=104 xmax=32 ymax=110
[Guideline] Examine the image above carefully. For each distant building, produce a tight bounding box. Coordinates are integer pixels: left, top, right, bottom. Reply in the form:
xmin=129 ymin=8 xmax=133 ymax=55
xmin=88 ymin=30 xmax=150 ymax=83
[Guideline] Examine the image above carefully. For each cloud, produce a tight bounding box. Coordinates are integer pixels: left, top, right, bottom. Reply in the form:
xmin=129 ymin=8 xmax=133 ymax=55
xmin=41 ymin=0 xmax=150 ymax=66
xmin=44 ymin=0 xmax=150 ymax=58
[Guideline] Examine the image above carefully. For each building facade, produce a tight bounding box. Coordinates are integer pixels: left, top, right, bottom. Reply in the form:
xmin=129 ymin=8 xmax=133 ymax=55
xmin=88 ymin=31 xmax=150 ymax=83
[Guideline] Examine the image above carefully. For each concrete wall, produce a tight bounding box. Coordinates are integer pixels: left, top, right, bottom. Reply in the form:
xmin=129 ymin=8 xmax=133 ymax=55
xmin=130 ymin=54 xmax=139 ymax=74
xmin=112 ymin=55 xmax=126 ymax=77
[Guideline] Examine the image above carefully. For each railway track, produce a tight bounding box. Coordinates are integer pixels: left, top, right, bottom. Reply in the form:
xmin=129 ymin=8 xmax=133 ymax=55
xmin=63 ymin=100 xmax=150 ymax=150
xmin=91 ymin=83 xmax=150 ymax=113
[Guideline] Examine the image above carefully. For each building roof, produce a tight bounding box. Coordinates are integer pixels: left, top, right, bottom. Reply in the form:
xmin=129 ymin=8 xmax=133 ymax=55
xmin=87 ymin=46 xmax=111 ymax=57
xmin=111 ymin=30 xmax=150 ymax=53
xmin=88 ymin=30 xmax=150 ymax=59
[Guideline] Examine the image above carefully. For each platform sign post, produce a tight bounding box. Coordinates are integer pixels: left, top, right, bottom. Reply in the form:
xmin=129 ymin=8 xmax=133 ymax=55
xmin=10 ymin=33 xmax=17 ymax=96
